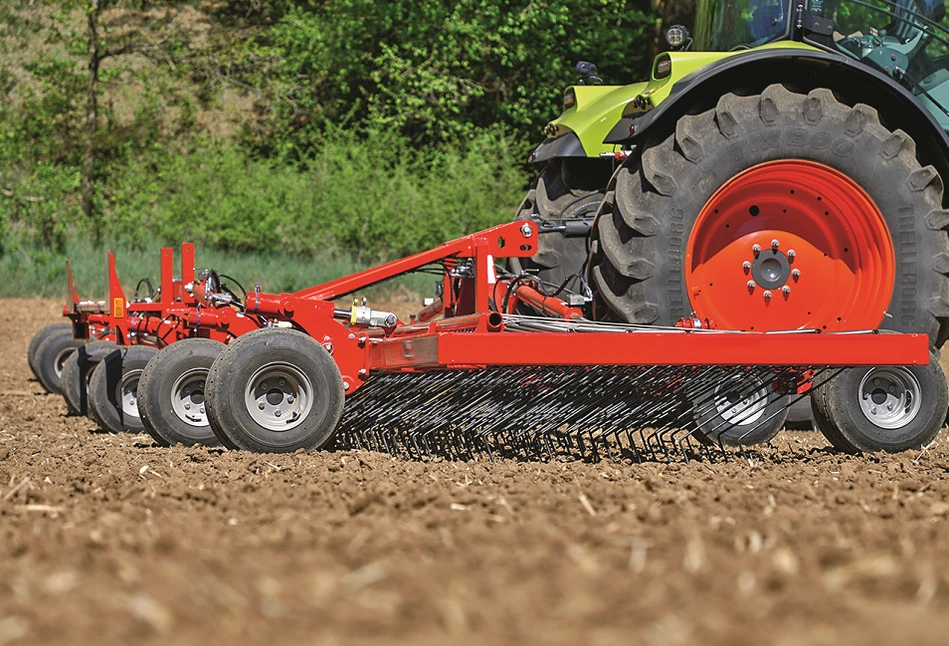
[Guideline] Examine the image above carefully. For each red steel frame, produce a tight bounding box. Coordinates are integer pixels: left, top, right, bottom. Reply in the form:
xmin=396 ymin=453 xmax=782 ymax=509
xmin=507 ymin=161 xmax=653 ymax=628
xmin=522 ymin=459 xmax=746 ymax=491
xmin=172 ymin=220 xmax=930 ymax=396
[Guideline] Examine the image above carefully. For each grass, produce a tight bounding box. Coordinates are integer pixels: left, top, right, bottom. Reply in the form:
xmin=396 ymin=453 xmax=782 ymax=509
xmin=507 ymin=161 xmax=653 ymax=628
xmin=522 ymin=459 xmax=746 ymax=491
xmin=0 ymin=239 xmax=435 ymax=302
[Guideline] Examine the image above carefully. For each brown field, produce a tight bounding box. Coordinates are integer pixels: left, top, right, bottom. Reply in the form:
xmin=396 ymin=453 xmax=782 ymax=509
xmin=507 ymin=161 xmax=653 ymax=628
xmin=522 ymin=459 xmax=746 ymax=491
xmin=4 ymin=299 xmax=949 ymax=645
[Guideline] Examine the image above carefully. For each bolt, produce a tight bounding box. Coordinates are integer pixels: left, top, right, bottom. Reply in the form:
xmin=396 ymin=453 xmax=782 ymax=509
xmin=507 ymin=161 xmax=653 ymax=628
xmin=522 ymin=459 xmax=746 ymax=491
xmin=747 ymin=281 xmax=755 ymax=290
xmin=323 ymin=342 xmax=334 ymax=354
xmin=279 ymin=379 xmax=285 ymax=387
xmin=871 ymin=407 xmax=877 ymax=415
xmin=771 ymin=239 xmax=780 ymax=249
xmin=863 ymin=392 xmax=869 ymax=400
xmin=782 ymin=286 xmax=790 ymax=296
xmin=199 ymin=407 xmax=205 ymax=414
xmin=348 ymin=333 xmax=356 ymax=340
xmin=887 ymin=403 xmax=894 ymax=411
xmin=752 ymin=244 xmax=761 ymax=256
xmin=287 ymin=395 xmax=294 ymax=404
xmin=258 ymin=402 xmax=265 ymax=410
xmin=873 ymin=378 xmax=880 ymax=386
xmin=792 ymin=268 xmax=801 ymax=279
xmin=520 ymin=223 xmax=533 ymax=238
xmin=742 ymin=261 xmax=751 ymax=272
xmin=889 ymin=386 xmax=896 ymax=394
xmin=788 ymin=250 xmax=796 ymax=261
xmin=764 ymin=290 xmax=772 ymax=300
xmin=358 ymin=368 xmax=368 ymax=377
xmin=184 ymin=402 xmax=191 ymax=410
xmin=261 ymin=382 xmax=268 ymax=390
xmin=275 ymin=409 xmax=281 ymax=417
xmin=343 ymin=381 xmax=351 ymax=391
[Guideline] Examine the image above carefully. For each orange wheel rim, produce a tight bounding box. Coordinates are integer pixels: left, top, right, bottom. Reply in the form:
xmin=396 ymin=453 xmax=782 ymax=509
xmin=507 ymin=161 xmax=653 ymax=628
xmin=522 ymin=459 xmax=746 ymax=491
xmin=685 ymin=160 xmax=895 ymax=332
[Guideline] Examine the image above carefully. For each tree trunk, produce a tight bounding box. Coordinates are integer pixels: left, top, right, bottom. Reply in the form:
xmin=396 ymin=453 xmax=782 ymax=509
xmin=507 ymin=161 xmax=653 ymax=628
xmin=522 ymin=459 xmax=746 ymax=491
xmin=82 ymin=0 xmax=101 ymax=220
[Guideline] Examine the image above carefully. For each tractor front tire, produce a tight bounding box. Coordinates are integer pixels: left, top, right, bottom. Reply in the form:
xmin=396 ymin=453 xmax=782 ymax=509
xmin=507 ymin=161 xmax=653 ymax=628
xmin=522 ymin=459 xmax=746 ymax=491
xmin=591 ymin=84 xmax=949 ymax=348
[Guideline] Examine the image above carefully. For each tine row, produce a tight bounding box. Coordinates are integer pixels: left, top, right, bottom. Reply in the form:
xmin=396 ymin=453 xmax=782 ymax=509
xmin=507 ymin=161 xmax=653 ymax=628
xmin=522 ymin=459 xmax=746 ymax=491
xmin=332 ymin=365 xmax=833 ymax=463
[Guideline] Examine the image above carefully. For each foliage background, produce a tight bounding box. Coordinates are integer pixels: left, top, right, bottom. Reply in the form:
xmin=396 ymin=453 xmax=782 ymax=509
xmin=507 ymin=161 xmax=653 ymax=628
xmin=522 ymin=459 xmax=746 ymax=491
xmin=0 ymin=0 xmax=681 ymax=290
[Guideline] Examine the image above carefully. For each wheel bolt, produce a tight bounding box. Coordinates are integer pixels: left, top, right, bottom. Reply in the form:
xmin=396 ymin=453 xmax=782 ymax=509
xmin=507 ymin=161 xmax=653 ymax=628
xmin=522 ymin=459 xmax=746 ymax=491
xmin=200 ymin=407 xmax=205 ymax=414
xmin=261 ymin=382 xmax=268 ymax=390
xmin=771 ymin=239 xmax=780 ymax=249
xmin=887 ymin=404 xmax=894 ymax=411
xmin=279 ymin=379 xmax=285 ymax=387
xmin=287 ymin=395 xmax=294 ymax=404
xmin=763 ymin=290 xmax=772 ymax=300
xmin=792 ymin=269 xmax=801 ymax=279
xmin=871 ymin=407 xmax=877 ymax=414
xmin=863 ymin=393 xmax=869 ymax=400
xmin=752 ymin=244 xmax=761 ymax=255
xmin=782 ymin=286 xmax=790 ymax=296
xmin=747 ymin=281 xmax=755 ymax=290
xmin=258 ymin=402 xmax=265 ymax=410
xmin=742 ymin=261 xmax=751 ymax=272
xmin=788 ymin=250 xmax=796 ymax=261
xmin=184 ymin=402 xmax=191 ymax=410
xmin=275 ymin=409 xmax=282 ymax=417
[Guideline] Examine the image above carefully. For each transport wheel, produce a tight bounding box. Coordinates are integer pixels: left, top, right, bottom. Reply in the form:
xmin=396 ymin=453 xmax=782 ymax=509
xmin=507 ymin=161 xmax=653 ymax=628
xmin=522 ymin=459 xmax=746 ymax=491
xmin=205 ymin=328 xmax=345 ymax=453
xmin=87 ymin=345 xmax=159 ymax=433
xmin=138 ymin=338 xmax=225 ymax=447
xmin=692 ymin=372 xmax=789 ymax=446
xmin=33 ymin=329 xmax=82 ymax=395
xmin=60 ymin=340 xmax=119 ymax=416
xmin=28 ymin=323 xmax=72 ymax=386
xmin=590 ymin=84 xmax=949 ymax=348
xmin=510 ymin=159 xmax=612 ymax=294
xmin=813 ymin=358 xmax=948 ymax=453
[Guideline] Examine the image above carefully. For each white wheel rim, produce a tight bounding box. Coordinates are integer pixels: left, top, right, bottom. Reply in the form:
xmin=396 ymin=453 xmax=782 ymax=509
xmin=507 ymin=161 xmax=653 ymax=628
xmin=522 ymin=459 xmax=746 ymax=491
xmin=117 ymin=369 xmax=143 ymax=419
xmin=170 ymin=368 xmax=209 ymax=427
xmin=713 ymin=376 xmax=768 ymax=426
xmin=244 ymin=362 xmax=314 ymax=432
xmin=858 ymin=367 xmax=922 ymax=429
xmin=53 ymin=347 xmax=75 ymax=379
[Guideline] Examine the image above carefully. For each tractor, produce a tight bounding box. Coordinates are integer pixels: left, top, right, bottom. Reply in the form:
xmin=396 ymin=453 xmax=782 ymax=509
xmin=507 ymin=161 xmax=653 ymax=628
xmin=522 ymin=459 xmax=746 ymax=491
xmin=518 ymin=0 xmax=949 ymax=347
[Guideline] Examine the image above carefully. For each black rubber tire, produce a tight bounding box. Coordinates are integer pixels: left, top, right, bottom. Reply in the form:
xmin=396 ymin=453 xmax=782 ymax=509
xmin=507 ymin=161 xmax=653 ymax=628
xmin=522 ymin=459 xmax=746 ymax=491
xmin=205 ymin=328 xmax=345 ymax=453
xmin=87 ymin=345 xmax=159 ymax=433
xmin=60 ymin=340 xmax=119 ymax=416
xmin=813 ymin=357 xmax=948 ymax=453
xmin=510 ymin=159 xmax=613 ymax=295
xmin=691 ymin=373 xmax=789 ymax=446
xmin=139 ymin=338 xmax=225 ymax=447
xmin=33 ymin=331 xmax=83 ymax=395
xmin=590 ymin=84 xmax=949 ymax=348
xmin=28 ymin=323 xmax=72 ymax=385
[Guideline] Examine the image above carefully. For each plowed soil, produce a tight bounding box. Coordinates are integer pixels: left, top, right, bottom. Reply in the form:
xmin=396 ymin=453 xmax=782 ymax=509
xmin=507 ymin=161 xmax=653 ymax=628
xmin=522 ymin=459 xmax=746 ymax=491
xmin=4 ymin=299 xmax=949 ymax=645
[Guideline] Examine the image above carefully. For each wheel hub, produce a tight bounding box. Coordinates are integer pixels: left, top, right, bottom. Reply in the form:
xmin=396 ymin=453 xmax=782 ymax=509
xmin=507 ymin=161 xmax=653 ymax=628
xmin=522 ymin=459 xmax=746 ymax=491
xmin=685 ymin=160 xmax=895 ymax=332
xmin=171 ymin=368 xmax=210 ymax=427
xmin=244 ymin=362 xmax=314 ymax=432
xmin=858 ymin=367 xmax=922 ymax=429
xmin=117 ymin=369 xmax=143 ymax=419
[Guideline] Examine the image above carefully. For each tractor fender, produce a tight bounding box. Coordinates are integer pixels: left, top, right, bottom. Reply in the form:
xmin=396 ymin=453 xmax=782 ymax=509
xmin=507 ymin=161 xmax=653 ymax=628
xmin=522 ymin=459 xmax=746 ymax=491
xmin=605 ymin=48 xmax=949 ymax=185
xmin=529 ymin=82 xmax=648 ymax=166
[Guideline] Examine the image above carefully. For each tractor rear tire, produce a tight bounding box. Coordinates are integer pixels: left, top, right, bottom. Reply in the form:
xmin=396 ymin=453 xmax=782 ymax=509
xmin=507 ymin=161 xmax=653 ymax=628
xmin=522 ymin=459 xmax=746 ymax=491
xmin=205 ymin=328 xmax=345 ymax=453
xmin=60 ymin=340 xmax=119 ymax=416
xmin=33 ymin=330 xmax=82 ymax=395
xmin=28 ymin=323 xmax=72 ymax=387
xmin=510 ymin=159 xmax=612 ymax=296
xmin=590 ymin=84 xmax=949 ymax=348
xmin=138 ymin=338 xmax=225 ymax=446
xmin=812 ymin=357 xmax=947 ymax=453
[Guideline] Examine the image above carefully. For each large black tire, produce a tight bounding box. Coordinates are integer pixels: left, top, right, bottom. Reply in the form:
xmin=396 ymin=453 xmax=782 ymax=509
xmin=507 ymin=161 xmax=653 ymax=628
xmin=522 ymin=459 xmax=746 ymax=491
xmin=813 ymin=357 xmax=948 ymax=453
xmin=691 ymin=372 xmax=789 ymax=446
xmin=590 ymin=84 xmax=949 ymax=348
xmin=28 ymin=323 xmax=72 ymax=386
xmin=205 ymin=328 xmax=345 ymax=453
xmin=87 ymin=345 xmax=159 ymax=434
xmin=511 ymin=158 xmax=613 ymax=293
xmin=60 ymin=340 xmax=119 ymax=416
xmin=33 ymin=330 xmax=83 ymax=395
xmin=138 ymin=338 xmax=225 ymax=447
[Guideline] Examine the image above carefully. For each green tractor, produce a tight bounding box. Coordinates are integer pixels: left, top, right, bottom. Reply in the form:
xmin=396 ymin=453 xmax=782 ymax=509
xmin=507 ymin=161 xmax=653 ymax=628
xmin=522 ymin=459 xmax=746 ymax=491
xmin=519 ymin=0 xmax=949 ymax=352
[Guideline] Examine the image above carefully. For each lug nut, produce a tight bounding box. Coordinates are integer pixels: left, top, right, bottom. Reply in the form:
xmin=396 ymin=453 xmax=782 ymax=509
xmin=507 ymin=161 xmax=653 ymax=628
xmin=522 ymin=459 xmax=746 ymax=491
xmin=763 ymin=290 xmax=772 ymax=300
xmin=752 ymin=244 xmax=761 ymax=255
xmin=520 ymin=223 xmax=533 ymax=237
xmin=788 ymin=249 xmax=796 ymax=261
xmin=782 ymin=286 xmax=791 ymax=295
xmin=887 ymin=404 xmax=894 ymax=411
xmin=261 ymin=382 xmax=268 ymax=390
xmin=184 ymin=402 xmax=191 ymax=410
xmin=258 ymin=402 xmax=265 ymax=410
xmin=771 ymin=239 xmax=780 ymax=249
xmin=742 ymin=261 xmax=751 ymax=272
xmin=747 ymin=281 xmax=755 ymax=290
xmin=287 ymin=395 xmax=294 ymax=404
xmin=275 ymin=409 xmax=281 ymax=417
xmin=792 ymin=268 xmax=801 ymax=279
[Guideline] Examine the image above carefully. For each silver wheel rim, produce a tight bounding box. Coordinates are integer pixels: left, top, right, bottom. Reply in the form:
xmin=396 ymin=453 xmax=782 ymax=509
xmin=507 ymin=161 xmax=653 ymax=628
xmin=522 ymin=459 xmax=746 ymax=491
xmin=244 ymin=362 xmax=314 ymax=432
xmin=170 ymin=368 xmax=209 ymax=427
xmin=53 ymin=347 xmax=75 ymax=379
xmin=858 ymin=367 xmax=922 ymax=429
xmin=117 ymin=369 xmax=143 ymax=419
xmin=713 ymin=377 xmax=768 ymax=426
